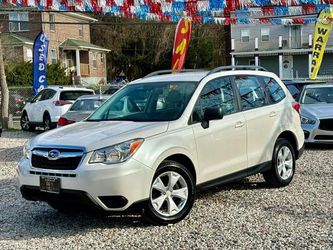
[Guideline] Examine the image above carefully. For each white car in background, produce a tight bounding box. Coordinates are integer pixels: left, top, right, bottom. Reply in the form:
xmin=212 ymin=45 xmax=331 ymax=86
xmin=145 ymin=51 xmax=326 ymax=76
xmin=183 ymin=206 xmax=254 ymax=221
xmin=20 ymin=86 xmax=94 ymax=131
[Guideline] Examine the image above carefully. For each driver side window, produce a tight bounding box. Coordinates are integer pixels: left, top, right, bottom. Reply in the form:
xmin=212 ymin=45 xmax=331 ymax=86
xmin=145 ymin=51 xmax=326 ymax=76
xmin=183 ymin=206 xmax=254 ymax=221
xmin=32 ymin=90 xmax=45 ymax=103
xmin=192 ymin=77 xmax=237 ymax=123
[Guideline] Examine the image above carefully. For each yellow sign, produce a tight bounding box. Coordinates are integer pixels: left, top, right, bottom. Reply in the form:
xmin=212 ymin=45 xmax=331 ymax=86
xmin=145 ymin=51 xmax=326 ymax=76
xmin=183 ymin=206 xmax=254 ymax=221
xmin=310 ymin=8 xmax=333 ymax=80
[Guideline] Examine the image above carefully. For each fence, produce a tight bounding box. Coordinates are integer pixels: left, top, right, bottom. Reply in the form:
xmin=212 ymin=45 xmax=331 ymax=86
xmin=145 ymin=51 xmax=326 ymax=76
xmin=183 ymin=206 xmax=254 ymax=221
xmin=1 ymin=84 xmax=123 ymax=129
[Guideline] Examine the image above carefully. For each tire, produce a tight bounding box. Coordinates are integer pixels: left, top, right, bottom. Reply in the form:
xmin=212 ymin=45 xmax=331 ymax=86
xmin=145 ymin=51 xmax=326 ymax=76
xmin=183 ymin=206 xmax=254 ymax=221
xmin=43 ymin=113 xmax=52 ymax=131
xmin=144 ymin=160 xmax=195 ymax=225
xmin=20 ymin=112 xmax=35 ymax=131
xmin=263 ymin=138 xmax=296 ymax=187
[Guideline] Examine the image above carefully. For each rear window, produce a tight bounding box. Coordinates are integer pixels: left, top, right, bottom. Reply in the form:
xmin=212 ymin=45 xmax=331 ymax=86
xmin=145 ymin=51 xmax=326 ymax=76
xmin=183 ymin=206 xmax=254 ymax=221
xmin=60 ymin=91 xmax=93 ymax=101
xmin=70 ymin=99 xmax=105 ymax=111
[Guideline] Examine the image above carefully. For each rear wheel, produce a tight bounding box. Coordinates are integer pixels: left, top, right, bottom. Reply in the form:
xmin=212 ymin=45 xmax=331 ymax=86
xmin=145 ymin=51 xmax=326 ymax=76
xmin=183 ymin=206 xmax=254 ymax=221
xmin=20 ymin=112 xmax=35 ymax=131
xmin=263 ymin=138 xmax=295 ymax=187
xmin=144 ymin=160 xmax=195 ymax=225
xmin=43 ymin=114 xmax=52 ymax=131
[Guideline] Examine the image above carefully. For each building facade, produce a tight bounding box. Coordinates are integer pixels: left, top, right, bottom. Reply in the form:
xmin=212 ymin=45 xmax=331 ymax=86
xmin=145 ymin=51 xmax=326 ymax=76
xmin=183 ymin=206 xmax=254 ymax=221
xmin=1 ymin=11 xmax=109 ymax=85
xmin=230 ymin=20 xmax=333 ymax=80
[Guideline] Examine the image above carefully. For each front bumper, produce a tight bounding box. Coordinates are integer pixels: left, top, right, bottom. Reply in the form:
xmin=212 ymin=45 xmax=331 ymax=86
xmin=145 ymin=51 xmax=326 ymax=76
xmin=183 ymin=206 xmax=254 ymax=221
xmin=302 ymin=124 xmax=333 ymax=144
xmin=17 ymin=156 xmax=154 ymax=211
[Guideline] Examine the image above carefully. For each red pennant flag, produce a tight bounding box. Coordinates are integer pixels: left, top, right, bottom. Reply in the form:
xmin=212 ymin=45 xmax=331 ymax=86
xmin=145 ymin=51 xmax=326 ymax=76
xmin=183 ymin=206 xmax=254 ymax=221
xmin=171 ymin=17 xmax=192 ymax=71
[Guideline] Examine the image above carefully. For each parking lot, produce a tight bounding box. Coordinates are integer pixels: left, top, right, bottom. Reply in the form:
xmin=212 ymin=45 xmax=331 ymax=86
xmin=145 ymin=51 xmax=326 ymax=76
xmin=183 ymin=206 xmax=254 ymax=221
xmin=0 ymin=131 xmax=332 ymax=249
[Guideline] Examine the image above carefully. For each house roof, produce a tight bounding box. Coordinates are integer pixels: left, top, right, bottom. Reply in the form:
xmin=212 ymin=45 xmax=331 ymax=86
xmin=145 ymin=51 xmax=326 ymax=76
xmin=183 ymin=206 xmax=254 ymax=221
xmin=59 ymin=38 xmax=110 ymax=52
xmin=2 ymin=33 xmax=34 ymax=46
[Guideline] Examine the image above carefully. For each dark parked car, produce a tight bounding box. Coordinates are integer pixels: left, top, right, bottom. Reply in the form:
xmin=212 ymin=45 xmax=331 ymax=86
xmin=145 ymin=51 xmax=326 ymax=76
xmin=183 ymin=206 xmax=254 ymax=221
xmin=9 ymin=93 xmax=25 ymax=113
xmin=283 ymin=80 xmax=326 ymax=99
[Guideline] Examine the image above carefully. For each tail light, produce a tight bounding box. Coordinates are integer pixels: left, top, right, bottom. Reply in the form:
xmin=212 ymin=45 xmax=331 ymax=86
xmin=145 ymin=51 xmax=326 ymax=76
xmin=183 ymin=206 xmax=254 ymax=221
xmin=15 ymin=98 xmax=23 ymax=103
xmin=57 ymin=117 xmax=75 ymax=126
xmin=53 ymin=100 xmax=73 ymax=106
xmin=292 ymin=102 xmax=301 ymax=114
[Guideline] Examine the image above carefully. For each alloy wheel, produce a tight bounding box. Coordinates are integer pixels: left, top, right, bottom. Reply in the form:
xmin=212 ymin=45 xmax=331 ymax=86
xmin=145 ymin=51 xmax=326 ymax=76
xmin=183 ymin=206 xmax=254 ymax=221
xmin=150 ymin=171 xmax=188 ymax=217
xmin=277 ymin=146 xmax=294 ymax=180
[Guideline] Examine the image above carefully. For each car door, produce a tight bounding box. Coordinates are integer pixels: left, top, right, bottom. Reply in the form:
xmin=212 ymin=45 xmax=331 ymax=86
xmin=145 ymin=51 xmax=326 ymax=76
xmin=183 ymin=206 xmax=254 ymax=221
xmin=191 ymin=76 xmax=247 ymax=183
xmin=25 ymin=90 xmax=46 ymax=122
xmin=34 ymin=89 xmax=53 ymax=122
xmin=234 ymin=75 xmax=282 ymax=167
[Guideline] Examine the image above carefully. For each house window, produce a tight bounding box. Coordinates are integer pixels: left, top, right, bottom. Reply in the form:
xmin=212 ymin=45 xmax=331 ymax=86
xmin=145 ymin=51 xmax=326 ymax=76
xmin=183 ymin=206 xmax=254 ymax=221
xmin=9 ymin=13 xmax=29 ymax=32
xmin=51 ymin=49 xmax=57 ymax=64
xmin=261 ymin=28 xmax=270 ymax=42
xmin=78 ymin=24 xmax=83 ymax=37
xmin=100 ymin=54 xmax=105 ymax=64
xmin=93 ymin=53 xmax=97 ymax=69
xmin=26 ymin=48 xmax=32 ymax=61
xmin=49 ymin=13 xmax=55 ymax=31
xmin=241 ymin=29 xmax=249 ymax=43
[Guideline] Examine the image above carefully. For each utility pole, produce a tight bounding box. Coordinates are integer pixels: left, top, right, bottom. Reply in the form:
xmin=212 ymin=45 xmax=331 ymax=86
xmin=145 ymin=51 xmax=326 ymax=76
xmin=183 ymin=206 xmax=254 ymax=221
xmin=0 ymin=31 xmax=9 ymax=129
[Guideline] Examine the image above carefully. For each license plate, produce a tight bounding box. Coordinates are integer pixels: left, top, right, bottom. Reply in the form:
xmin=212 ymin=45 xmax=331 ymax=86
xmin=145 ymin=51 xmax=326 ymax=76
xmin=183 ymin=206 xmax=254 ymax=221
xmin=40 ymin=176 xmax=61 ymax=194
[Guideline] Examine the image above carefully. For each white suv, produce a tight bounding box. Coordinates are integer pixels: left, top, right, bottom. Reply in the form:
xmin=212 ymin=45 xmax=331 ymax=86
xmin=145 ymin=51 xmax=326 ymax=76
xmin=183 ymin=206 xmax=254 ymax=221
xmin=20 ymin=86 xmax=94 ymax=131
xmin=18 ymin=67 xmax=304 ymax=225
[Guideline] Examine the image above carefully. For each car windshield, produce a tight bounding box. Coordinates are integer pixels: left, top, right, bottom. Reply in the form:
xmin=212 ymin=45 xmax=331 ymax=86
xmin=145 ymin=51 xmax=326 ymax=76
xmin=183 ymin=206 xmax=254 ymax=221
xmin=88 ymin=81 xmax=198 ymax=122
xmin=301 ymin=87 xmax=333 ymax=104
xmin=60 ymin=91 xmax=94 ymax=100
xmin=70 ymin=99 xmax=105 ymax=111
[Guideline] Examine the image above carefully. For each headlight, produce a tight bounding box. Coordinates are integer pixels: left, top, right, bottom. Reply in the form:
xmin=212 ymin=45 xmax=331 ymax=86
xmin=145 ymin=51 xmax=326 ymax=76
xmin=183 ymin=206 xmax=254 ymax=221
xmin=89 ymin=139 xmax=144 ymax=164
xmin=301 ymin=116 xmax=316 ymax=125
xmin=23 ymin=141 xmax=31 ymax=159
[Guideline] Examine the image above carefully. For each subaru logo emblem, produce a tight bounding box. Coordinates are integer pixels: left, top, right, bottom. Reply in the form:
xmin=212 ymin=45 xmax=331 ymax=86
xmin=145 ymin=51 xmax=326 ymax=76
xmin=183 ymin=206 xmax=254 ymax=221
xmin=48 ymin=149 xmax=61 ymax=160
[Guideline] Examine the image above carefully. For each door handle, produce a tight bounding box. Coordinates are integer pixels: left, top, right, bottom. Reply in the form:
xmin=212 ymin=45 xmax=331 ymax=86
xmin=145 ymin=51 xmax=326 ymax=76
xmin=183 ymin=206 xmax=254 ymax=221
xmin=235 ymin=121 xmax=245 ymax=128
xmin=269 ymin=111 xmax=277 ymax=117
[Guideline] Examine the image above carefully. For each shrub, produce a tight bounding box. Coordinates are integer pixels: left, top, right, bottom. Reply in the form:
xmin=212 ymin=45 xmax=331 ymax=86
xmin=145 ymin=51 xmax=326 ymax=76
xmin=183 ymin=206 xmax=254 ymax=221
xmin=5 ymin=62 xmax=70 ymax=86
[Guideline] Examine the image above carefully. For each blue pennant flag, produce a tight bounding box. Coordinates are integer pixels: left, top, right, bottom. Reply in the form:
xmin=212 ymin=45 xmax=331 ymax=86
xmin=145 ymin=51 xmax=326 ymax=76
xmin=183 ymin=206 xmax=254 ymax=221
xmin=33 ymin=31 xmax=49 ymax=95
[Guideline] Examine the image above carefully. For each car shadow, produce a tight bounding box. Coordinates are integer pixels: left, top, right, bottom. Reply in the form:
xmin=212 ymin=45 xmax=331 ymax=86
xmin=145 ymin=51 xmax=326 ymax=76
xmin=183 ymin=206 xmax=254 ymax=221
xmin=0 ymin=178 xmax=150 ymax=241
xmin=305 ymin=143 xmax=333 ymax=150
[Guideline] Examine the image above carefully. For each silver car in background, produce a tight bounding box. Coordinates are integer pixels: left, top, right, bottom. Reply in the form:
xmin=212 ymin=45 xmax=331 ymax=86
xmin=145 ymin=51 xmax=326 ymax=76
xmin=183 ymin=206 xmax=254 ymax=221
xmin=299 ymin=84 xmax=333 ymax=143
xmin=57 ymin=95 xmax=110 ymax=127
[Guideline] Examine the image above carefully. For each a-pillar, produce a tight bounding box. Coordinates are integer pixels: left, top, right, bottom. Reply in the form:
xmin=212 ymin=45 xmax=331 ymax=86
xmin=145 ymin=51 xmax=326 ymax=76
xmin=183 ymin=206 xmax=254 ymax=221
xmin=75 ymin=49 xmax=81 ymax=84
xmin=278 ymin=36 xmax=283 ymax=79
xmin=231 ymin=39 xmax=235 ymax=68
xmin=255 ymin=37 xmax=259 ymax=70
xmin=308 ymin=34 xmax=313 ymax=78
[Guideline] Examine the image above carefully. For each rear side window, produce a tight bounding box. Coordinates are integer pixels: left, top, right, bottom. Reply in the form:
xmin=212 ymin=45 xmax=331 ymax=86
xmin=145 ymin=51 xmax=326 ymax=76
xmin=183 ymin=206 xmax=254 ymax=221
xmin=261 ymin=77 xmax=286 ymax=103
xmin=42 ymin=89 xmax=56 ymax=100
xmin=60 ymin=91 xmax=93 ymax=101
xmin=234 ymin=75 xmax=266 ymax=111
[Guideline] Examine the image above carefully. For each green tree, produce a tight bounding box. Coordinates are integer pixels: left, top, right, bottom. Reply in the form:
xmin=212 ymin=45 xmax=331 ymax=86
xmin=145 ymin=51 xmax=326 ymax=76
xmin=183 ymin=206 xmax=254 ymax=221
xmin=5 ymin=62 xmax=70 ymax=86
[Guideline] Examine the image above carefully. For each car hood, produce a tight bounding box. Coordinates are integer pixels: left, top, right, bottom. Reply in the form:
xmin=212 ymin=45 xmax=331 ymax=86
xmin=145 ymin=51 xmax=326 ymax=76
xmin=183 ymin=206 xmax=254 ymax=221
xmin=301 ymin=104 xmax=333 ymax=119
xmin=31 ymin=121 xmax=169 ymax=151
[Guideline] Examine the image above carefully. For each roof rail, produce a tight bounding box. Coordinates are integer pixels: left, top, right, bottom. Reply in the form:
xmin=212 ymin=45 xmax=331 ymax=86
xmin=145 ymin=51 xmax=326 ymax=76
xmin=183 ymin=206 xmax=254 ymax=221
xmin=207 ymin=65 xmax=267 ymax=75
xmin=144 ymin=69 xmax=205 ymax=78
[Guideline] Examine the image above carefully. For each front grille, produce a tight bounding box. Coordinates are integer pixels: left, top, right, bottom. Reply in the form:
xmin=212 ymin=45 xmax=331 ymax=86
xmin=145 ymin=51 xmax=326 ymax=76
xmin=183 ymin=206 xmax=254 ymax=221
xmin=31 ymin=147 xmax=84 ymax=170
xmin=314 ymin=135 xmax=333 ymax=140
xmin=319 ymin=119 xmax=333 ymax=131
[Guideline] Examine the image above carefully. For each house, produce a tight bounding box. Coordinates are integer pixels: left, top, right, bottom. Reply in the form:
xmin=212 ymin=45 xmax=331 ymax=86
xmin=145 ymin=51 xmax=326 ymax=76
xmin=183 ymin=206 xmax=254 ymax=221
xmin=1 ymin=10 xmax=110 ymax=85
xmin=230 ymin=13 xmax=333 ymax=80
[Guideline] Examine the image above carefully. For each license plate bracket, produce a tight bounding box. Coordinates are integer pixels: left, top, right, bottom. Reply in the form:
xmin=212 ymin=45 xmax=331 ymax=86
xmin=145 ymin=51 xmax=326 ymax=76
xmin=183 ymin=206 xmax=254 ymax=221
xmin=40 ymin=176 xmax=61 ymax=194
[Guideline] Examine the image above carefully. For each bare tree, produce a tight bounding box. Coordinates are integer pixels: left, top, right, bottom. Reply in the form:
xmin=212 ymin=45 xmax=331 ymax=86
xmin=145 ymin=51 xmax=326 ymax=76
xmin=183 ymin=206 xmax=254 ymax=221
xmin=0 ymin=31 xmax=9 ymax=129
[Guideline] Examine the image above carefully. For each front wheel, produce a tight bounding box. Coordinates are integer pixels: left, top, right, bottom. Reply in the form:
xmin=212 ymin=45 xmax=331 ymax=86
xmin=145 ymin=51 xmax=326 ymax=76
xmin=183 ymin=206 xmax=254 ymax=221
xmin=263 ymin=138 xmax=296 ymax=187
xmin=144 ymin=160 xmax=195 ymax=225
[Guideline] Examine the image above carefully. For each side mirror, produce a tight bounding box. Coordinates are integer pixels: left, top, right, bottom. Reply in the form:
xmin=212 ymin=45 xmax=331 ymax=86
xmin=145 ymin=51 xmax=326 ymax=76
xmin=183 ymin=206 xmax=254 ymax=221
xmin=25 ymin=98 xmax=33 ymax=103
xmin=201 ymin=106 xmax=223 ymax=129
